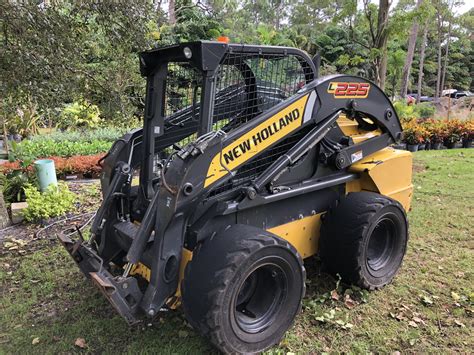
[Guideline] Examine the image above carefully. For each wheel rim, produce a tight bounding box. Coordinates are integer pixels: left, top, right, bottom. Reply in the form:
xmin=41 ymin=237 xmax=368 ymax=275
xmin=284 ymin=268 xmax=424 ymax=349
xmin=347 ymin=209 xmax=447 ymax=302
xmin=234 ymin=263 xmax=287 ymax=334
xmin=367 ymin=217 xmax=397 ymax=272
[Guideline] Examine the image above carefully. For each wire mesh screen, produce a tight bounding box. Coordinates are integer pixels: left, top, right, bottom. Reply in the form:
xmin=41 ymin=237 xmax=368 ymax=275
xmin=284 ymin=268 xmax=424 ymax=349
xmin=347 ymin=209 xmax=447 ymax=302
xmin=162 ymin=62 xmax=202 ymax=147
xmin=160 ymin=54 xmax=309 ymax=147
xmin=154 ymin=52 xmax=312 ymax=191
xmin=207 ymin=53 xmax=312 ymax=196
xmin=165 ymin=62 xmax=202 ymax=118
xmin=214 ymin=53 xmax=309 ymax=131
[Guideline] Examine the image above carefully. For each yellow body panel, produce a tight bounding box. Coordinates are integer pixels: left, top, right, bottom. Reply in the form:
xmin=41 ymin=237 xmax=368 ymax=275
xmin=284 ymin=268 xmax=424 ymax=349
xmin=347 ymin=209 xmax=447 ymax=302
xmin=131 ymin=176 xmax=140 ymax=186
xmin=167 ymin=248 xmax=193 ymax=309
xmin=268 ymin=214 xmax=322 ymax=259
xmin=176 ymin=249 xmax=193 ymax=297
xmin=266 ymin=147 xmax=412 ymax=261
xmin=128 ymin=249 xmax=193 ymax=309
xmin=337 ymin=116 xmax=382 ymax=143
xmin=348 ymin=147 xmax=413 ymax=211
xmin=205 ymin=94 xmax=310 ymax=187
xmin=337 ymin=115 xmax=361 ymax=135
xmin=129 ymin=262 xmax=151 ymax=281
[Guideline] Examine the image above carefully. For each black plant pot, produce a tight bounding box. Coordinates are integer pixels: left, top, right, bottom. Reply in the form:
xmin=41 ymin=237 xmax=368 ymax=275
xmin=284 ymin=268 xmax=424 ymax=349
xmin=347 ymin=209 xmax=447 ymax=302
xmin=462 ymin=138 xmax=473 ymax=148
xmin=431 ymin=142 xmax=442 ymax=150
xmin=407 ymin=144 xmax=419 ymax=152
xmin=446 ymin=141 xmax=458 ymax=149
xmin=418 ymin=143 xmax=426 ymax=150
xmin=393 ymin=143 xmax=407 ymax=150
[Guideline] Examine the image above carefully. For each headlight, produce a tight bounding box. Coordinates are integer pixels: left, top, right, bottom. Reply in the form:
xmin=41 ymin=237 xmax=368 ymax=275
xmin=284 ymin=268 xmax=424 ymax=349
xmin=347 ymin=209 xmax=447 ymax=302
xmin=183 ymin=47 xmax=192 ymax=59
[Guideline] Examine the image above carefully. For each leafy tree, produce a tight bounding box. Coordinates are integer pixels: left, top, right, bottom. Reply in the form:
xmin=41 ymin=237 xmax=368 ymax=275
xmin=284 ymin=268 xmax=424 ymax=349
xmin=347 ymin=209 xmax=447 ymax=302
xmin=388 ymin=48 xmax=406 ymax=99
xmin=1 ymin=0 xmax=472 ymax=135
xmin=399 ymin=0 xmax=423 ymax=98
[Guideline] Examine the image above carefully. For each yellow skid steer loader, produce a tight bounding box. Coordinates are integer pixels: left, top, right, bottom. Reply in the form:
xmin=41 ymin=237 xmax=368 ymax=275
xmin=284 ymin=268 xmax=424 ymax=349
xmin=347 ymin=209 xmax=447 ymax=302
xmin=58 ymin=41 xmax=413 ymax=353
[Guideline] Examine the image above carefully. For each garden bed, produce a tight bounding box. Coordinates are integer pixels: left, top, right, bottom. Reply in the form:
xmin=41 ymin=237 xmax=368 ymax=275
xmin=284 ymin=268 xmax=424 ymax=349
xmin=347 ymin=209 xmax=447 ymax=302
xmin=400 ymin=118 xmax=473 ymax=152
xmin=0 ymin=129 xmax=114 ymax=221
xmin=0 ymin=154 xmax=104 ymax=180
xmin=3 ymin=128 xmax=126 ymax=162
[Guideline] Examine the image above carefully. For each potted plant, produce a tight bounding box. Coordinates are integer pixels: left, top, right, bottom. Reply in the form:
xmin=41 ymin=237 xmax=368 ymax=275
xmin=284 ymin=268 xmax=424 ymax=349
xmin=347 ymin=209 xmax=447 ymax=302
xmin=417 ymin=124 xmax=429 ymax=150
xmin=444 ymin=119 xmax=463 ymax=149
xmin=393 ymin=142 xmax=407 ymax=150
xmin=403 ymin=125 xmax=422 ymax=152
xmin=462 ymin=120 xmax=473 ymax=148
xmin=427 ymin=120 xmax=445 ymax=150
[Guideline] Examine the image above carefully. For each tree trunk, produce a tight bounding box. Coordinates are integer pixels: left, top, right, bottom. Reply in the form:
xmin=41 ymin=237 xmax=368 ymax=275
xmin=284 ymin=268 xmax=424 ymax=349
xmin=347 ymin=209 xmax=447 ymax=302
xmin=0 ymin=191 xmax=10 ymax=229
xmin=435 ymin=11 xmax=443 ymax=100
xmin=168 ymin=0 xmax=176 ymax=25
xmin=2 ymin=121 xmax=8 ymax=155
xmin=375 ymin=0 xmax=390 ymax=90
xmin=400 ymin=0 xmax=423 ymax=98
xmin=440 ymin=20 xmax=452 ymax=96
xmin=379 ymin=49 xmax=388 ymax=90
xmin=273 ymin=0 xmax=282 ymax=30
xmin=416 ymin=24 xmax=428 ymax=104
xmin=153 ymin=0 xmax=163 ymax=10
xmin=391 ymin=75 xmax=397 ymax=100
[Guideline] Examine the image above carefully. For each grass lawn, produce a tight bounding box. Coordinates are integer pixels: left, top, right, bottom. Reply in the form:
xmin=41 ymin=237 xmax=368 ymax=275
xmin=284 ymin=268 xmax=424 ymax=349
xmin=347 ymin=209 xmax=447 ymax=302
xmin=1 ymin=149 xmax=473 ymax=353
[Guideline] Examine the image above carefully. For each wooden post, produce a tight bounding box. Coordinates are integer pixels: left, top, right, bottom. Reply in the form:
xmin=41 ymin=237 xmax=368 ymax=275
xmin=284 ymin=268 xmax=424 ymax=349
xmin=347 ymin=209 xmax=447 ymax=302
xmin=447 ymin=85 xmax=451 ymax=121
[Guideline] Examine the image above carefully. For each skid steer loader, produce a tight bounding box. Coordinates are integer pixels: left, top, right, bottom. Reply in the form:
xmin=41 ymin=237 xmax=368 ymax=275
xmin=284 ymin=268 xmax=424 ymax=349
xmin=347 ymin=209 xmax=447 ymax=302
xmin=58 ymin=41 xmax=413 ymax=353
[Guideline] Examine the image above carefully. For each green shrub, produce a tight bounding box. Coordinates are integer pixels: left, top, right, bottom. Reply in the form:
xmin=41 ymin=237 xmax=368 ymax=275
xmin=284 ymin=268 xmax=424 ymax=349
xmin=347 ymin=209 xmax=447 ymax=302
xmin=11 ymin=128 xmax=128 ymax=160
xmin=59 ymin=100 xmax=101 ymax=129
xmin=0 ymin=158 xmax=37 ymax=203
xmin=394 ymin=101 xmax=437 ymax=121
xmin=11 ymin=138 xmax=112 ymax=160
xmin=415 ymin=103 xmax=436 ymax=119
xmin=2 ymin=171 xmax=31 ymax=203
xmin=394 ymin=101 xmax=418 ymax=122
xmin=28 ymin=127 xmax=127 ymax=143
xmin=23 ymin=182 xmax=75 ymax=222
xmin=82 ymin=127 xmax=128 ymax=142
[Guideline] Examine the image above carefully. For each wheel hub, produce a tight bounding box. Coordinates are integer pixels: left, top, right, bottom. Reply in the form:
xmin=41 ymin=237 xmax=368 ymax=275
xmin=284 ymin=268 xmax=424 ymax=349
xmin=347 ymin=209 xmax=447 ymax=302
xmin=235 ymin=264 xmax=287 ymax=334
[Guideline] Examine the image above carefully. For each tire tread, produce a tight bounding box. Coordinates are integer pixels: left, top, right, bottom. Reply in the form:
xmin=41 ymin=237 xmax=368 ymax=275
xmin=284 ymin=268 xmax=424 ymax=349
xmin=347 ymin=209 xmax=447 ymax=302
xmin=182 ymin=226 xmax=306 ymax=353
xmin=320 ymin=192 xmax=408 ymax=290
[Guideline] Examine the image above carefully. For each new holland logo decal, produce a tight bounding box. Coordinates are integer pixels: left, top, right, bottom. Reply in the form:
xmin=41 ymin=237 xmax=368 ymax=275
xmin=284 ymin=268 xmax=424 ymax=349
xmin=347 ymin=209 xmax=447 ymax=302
xmin=204 ymin=92 xmax=316 ymax=187
xmin=327 ymin=82 xmax=370 ymax=99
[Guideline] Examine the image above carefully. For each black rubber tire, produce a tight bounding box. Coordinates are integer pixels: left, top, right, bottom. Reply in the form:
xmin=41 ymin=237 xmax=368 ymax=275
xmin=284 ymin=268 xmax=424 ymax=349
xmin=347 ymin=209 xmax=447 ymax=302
xmin=319 ymin=192 xmax=408 ymax=290
xmin=181 ymin=224 xmax=306 ymax=354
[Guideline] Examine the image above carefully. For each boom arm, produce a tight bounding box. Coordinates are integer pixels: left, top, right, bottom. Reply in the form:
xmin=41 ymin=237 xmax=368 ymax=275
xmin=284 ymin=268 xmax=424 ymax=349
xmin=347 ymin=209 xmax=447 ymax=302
xmin=198 ymin=74 xmax=402 ymax=191
xmin=307 ymin=74 xmax=402 ymax=141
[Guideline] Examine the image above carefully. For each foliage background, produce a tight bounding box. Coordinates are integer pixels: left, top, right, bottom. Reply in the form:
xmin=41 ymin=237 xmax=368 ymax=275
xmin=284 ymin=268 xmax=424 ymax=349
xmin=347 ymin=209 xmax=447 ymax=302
xmin=0 ymin=0 xmax=472 ymax=129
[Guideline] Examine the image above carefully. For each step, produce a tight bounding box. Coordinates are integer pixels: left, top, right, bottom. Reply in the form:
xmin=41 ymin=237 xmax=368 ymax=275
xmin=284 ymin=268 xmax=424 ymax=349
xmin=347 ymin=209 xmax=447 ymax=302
xmin=114 ymin=221 xmax=139 ymax=241
xmin=113 ymin=221 xmax=155 ymax=243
